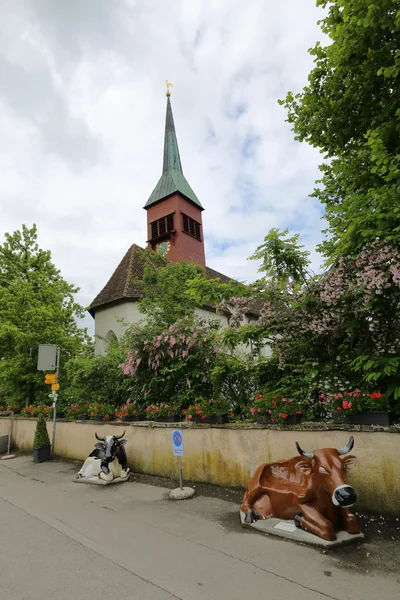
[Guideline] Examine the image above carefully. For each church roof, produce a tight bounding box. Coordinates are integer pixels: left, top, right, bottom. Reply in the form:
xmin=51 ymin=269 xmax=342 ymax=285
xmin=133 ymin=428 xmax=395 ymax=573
xmin=89 ymin=244 xmax=232 ymax=316
xmin=144 ymin=96 xmax=203 ymax=210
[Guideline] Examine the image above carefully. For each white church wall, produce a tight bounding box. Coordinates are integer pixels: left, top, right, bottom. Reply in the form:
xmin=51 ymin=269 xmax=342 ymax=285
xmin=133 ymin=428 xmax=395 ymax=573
xmin=94 ymin=301 xmax=271 ymax=358
xmin=94 ymin=302 xmax=144 ymax=355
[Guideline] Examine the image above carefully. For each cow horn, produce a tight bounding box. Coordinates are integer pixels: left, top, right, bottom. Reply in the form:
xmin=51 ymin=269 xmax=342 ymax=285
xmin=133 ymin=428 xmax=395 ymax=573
xmin=113 ymin=430 xmax=126 ymax=440
xmin=295 ymin=441 xmax=313 ymax=459
xmin=95 ymin=432 xmax=105 ymax=442
xmin=337 ymin=436 xmax=354 ymax=455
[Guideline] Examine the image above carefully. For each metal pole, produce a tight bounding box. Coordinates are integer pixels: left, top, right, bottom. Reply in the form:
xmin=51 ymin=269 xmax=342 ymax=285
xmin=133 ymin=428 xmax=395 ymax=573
xmin=51 ymin=347 xmax=60 ymax=457
xmin=51 ymin=391 xmax=57 ymax=457
xmin=178 ymin=456 xmax=183 ymax=490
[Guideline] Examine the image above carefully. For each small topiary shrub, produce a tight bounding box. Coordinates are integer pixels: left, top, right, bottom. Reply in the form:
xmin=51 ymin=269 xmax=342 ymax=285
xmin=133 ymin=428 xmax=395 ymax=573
xmin=33 ymin=413 xmax=51 ymax=448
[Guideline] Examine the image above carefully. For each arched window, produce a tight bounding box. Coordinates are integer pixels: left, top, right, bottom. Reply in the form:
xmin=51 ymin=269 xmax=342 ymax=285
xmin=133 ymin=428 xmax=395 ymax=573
xmin=105 ymin=330 xmax=118 ymax=346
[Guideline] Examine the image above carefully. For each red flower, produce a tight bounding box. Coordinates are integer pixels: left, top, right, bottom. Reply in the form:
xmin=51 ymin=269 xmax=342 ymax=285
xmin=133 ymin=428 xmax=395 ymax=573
xmin=281 ymin=414 xmax=287 ymax=419
xmin=296 ymin=410 xmax=302 ymax=414
xmin=272 ymin=401 xmax=277 ymax=407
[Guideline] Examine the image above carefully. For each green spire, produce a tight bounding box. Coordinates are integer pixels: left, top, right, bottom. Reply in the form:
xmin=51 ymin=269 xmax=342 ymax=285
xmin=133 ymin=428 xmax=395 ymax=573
xmin=144 ymin=96 xmax=203 ymax=210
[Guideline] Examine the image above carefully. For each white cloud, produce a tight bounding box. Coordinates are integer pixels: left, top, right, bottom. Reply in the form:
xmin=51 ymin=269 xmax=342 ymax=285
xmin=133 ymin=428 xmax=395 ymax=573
xmin=0 ymin=0 xmax=327 ymax=334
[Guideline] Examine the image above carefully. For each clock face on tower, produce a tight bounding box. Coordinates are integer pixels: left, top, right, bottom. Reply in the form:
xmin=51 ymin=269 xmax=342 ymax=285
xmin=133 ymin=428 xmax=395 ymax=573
xmin=156 ymin=240 xmax=171 ymax=256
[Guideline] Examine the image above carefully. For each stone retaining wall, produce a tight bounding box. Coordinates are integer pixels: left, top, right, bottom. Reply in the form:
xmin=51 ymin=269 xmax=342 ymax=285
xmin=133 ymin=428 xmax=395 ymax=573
xmin=1 ymin=417 xmax=399 ymax=514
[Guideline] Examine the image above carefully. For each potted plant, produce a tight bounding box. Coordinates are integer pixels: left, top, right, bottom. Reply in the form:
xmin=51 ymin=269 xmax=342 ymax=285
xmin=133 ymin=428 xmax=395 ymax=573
xmin=22 ymin=404 xmax=54 ymax=419
xmin=145 ymin=403 xmax=180 ymax=422
xmin=185 ymin=397 xmax=230 ymax=424
xmin=331 ymin=390 xmax=391 ymax=425
xmin=247 ymin=394 xmax=272 ymax=424
xmin=271 ymin=395 xmax=303 ymax=425
xmin=66 ymin=402 xmax=90 ymax=420
xmin=115 ymin=400 xmax=145 ymax=422
xmin=33 ymin=412 xmax=52 ymax=463
xmin=88 ymin=401 xmax=115 ymax=421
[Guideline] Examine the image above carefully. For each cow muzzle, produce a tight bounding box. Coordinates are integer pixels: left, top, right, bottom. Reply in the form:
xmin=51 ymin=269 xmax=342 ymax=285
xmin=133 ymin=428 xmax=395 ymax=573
xmin=332 ymin=484 xmax=357 ymax=507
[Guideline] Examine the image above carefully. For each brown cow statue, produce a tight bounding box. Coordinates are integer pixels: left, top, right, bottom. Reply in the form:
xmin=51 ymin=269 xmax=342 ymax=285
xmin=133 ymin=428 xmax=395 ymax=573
xmin=240 ymin=436 xmax=360 ymax=541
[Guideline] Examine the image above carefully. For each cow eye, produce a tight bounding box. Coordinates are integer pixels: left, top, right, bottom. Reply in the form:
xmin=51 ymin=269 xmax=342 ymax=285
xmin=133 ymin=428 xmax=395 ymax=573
xmin=319 ymin=466 xmax=329 ymax=474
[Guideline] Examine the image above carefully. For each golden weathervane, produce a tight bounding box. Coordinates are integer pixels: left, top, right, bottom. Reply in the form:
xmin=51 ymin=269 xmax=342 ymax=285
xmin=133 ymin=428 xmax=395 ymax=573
xmin=166 ymin=80 xmax=173 ymax=96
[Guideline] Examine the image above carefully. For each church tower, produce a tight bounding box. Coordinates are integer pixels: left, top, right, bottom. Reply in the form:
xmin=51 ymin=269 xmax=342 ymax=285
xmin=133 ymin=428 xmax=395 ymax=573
xmin=144 ymin=88 xmax=206 ymax=268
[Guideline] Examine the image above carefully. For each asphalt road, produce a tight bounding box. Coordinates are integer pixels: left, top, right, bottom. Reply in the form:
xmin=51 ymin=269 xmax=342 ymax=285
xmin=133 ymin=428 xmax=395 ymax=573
xmin=0 ymin=456 xmax=399 ymax=600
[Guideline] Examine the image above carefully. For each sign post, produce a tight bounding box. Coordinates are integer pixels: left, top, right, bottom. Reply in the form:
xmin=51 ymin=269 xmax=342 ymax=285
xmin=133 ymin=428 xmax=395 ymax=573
xmin=172 ymin=429 xmax=184 ymax=490
xmin=169 ymin=429 xmax=194 ymax=500
xmin=38 ymin=344 xmax=60 ymax=457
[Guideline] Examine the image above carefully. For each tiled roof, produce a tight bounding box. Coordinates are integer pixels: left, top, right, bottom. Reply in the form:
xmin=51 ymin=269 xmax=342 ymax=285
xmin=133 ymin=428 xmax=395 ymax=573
xmin=89 ymin=244 xmax=237 ymax=316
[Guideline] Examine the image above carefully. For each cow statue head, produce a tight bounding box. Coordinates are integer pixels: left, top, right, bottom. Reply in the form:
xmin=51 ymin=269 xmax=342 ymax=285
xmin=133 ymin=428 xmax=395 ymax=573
xmin=295 ymin=436 xmax=358 ymax=508
xmin=94 ymin=431 xmax=127 ymax=463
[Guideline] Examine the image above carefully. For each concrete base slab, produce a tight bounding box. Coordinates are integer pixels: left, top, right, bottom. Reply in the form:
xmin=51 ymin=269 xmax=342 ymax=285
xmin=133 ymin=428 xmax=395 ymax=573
xmin=1 ymin=454 xmax=16 ymax=460
xmin=74 ymin=475 xmax=130 ymax=486
xmin=169 ymin=487 xmax=196 ymax=500
xmin=239 ymin=510 xmax=364 ymax=548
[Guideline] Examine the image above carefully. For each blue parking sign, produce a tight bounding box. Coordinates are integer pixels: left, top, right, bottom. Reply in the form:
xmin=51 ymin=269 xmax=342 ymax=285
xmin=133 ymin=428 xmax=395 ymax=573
xmin=172 ymin=429 xmax=184 ymax=457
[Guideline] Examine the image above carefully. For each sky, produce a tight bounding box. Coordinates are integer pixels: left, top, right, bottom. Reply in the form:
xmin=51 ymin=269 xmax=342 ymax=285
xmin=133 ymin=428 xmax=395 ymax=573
xmin=0 ymin=0 xmax=327 ymax=334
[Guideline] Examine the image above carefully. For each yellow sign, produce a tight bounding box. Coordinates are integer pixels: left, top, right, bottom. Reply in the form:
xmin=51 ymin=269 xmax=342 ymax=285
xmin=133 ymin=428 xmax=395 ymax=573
xmin=51 ymin=383 xmax=60 ymax=391
xmin=45 ymin=373 xmax=57 ymax=385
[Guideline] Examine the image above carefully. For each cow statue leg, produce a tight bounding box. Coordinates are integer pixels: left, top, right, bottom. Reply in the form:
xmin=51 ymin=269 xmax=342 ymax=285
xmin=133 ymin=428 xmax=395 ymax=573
xmin=296 ymin=504 xmax=336 ymax=541
xmin=241 ymin=485 xmax=270 ymax=523
xmin=99 ymin=462 xmax=114 ymax=482
xmin=338 ymin=508 xmax=360 ymax=534
xmin=116 ymin=441 xmax=130 ymax=479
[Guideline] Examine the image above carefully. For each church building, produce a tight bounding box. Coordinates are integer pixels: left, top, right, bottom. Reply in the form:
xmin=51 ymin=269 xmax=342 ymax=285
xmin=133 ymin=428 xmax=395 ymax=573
xmin=89 ymin=89 xmax=250 ymax=355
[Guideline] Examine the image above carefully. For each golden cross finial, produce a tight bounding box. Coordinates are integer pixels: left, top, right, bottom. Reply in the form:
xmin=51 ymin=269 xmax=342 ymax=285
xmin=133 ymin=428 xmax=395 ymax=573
xmin=166 ymin=80 xmax=173 ymax=97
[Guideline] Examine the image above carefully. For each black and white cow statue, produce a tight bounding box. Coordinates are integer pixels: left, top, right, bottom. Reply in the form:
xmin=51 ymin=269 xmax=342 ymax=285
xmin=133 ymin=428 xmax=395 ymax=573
xmin=76 ymin=431 xmax=130 ymax=483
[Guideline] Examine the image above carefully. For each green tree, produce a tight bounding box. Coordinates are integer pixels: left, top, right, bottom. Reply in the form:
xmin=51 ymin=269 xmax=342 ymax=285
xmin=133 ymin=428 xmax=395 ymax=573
xmin=249 ymin=228 xmax=311 ymax=286
xmin=135 ymin=250 xmax=207 ymax=328
xmin=33 ymin=412 xmax=51 ymax=448
xmin=280 ymin=0 xmax=400 ymax=261
xmin=0 ymin=224 xmax=91 ymax=406
xmin=135 ymin=249 xmax=245 ymax=328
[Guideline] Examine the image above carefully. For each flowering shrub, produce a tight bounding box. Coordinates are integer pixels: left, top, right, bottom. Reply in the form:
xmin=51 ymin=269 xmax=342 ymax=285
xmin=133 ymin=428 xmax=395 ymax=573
xmin=115 ymin=400 xmax=143 ymax=420
xmin=245 ymin=394 xmax=302 ymax=422
xmin=145 ymin=403 xmax=179 ymax=419
xmin=22 ymin=404 xmax=53 ymax=418
xmin=65 ymin=402 xmax=90 ymax=419
xmin=214 ymin=239 xmax=400 ymax=421
xmin=5 ymin=404 xmax=21 ymax=414
xmin=183 ymin=397 xmax=231 ymax=421
xmin=88 ymin=402 xmax=114 ymax=421
xmin=120 ymin=318 xmax=220 ymax=409
xmin=324 ymin=390 xmax=388 ymax=419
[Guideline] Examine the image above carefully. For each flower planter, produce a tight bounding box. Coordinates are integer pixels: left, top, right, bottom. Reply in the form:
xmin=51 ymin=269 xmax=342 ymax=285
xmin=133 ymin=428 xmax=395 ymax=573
xmin=284 ymin=414 xmax=302 ymax=425
xmin=120 ymin=415 xmax=146 ymax=422
xmin=154 ymin=415 xmax=179 ymax=423
xmin=337 ymin=411 xmax=392 ymax=426
xmin=256 ymin=416 xmax=272 ymax=424
xmin=33 ymin=445 xmax=52 ymax=463
xmin=194 ymin=415 xmax=229 ymax=424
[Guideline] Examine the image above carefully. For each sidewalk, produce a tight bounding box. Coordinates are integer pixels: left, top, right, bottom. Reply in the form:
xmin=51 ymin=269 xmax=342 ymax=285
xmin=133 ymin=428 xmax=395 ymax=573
xmin=0 ymin=455 xmax=399 ymax=600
